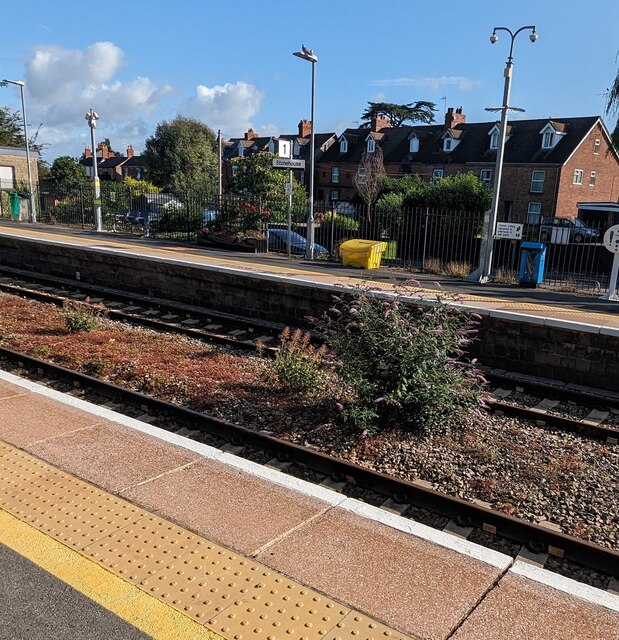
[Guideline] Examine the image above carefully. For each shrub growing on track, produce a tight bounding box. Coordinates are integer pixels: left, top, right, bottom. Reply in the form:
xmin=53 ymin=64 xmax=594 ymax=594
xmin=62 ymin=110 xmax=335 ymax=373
xmin=63 ymin=301 xmax=103 ymax=333
xmin=265 ymin=327 xmax=328 ymax=394
xmin=317 ymin=285 xmax=487 ymax=434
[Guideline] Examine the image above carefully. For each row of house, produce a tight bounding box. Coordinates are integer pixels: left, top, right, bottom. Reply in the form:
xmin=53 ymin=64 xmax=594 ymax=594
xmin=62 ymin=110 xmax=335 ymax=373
xmin=223 ymin=108 xmax=619 ymax=224
xmin=80 ymin=143 xmax=147 ymax=182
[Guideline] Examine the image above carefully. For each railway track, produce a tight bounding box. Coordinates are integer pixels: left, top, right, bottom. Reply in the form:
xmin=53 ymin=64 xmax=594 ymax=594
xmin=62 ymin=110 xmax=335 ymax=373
xmin=2 ymin=267 xmax=619 ymax=442
xmin=0 ymin=345 xmax=617 ymax=583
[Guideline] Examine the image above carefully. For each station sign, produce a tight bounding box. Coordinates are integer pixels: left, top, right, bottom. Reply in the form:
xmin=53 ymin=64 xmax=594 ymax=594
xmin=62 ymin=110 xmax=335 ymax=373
xmin=494 ymin=222 xmax=523 ymax=240
xmin=272 ymin=158 xmax=305 ymax=169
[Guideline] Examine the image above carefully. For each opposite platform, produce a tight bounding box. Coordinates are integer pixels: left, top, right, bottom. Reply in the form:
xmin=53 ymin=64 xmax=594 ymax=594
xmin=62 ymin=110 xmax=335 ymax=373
xmin=1 ymin=370 xmax=618 ymax=639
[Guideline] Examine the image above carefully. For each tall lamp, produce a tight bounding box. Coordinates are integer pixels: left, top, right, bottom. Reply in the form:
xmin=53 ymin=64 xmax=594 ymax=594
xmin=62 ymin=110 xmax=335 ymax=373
xmin=293 ymin=44 xmax=318 ymax=260
xmin=469 ymin=25 xmax=537 ymax=283
xmin=3 ymin=79 xmax=37 ymax=223
xmin=85 ymin=109 xmax=103 ymax=232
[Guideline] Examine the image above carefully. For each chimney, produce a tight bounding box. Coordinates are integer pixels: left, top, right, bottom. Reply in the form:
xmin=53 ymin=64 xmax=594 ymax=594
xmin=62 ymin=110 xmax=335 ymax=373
xmin=371 ymin=115 xmax=391 ymax=132
xmin=97 ymin=142 xmax=110 ymax=159
xmin=244 ymin=128 xmax=259 ymax=141
xmin=298 ymin=119 xmax=312 ymax=138
xmin=445 ymin=106 xmax=466 ymax=129
xmin=126 ymin=145 xmax=134 ymax=158
xmin=84 ymin=147 xmax=92 ymax=159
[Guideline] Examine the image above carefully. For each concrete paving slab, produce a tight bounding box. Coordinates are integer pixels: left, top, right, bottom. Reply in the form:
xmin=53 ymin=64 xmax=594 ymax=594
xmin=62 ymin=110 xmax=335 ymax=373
xmin=25 ymin=422 xmax=202 ymax=492
xmin=451 ymin=572 xmax=619 ymax=640
xmin=121 ymin=457 xmax=330 ymax=555
xmin=0 ymin=378 xmax=29 ymax=399
xmin=256 ymin=508 xmax=504 ymax=640
xmin=0 ymin=393 xmax=102 ymax=446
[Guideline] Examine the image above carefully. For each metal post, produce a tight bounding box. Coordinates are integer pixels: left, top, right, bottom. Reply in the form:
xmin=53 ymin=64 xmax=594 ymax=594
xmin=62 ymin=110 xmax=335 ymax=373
xmin=85 ymin=109 xmax=102 ymax=232
xmin=217 ymin=129 xmax=222 ymax=200
xmin=468 ymin=25 xmax=537 ymax=283
xmin=287 ymin=168 xmax=292 ymax=258
xmin=3 ymin=80 xmax=36 ymax=222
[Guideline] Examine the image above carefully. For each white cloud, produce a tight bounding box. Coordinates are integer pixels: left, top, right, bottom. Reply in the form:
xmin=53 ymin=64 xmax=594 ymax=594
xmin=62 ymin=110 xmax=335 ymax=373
xmin=178 ymin=81 xmax=263 ymax=135
xmin=370 ymin=76 xmax=481 ymax=92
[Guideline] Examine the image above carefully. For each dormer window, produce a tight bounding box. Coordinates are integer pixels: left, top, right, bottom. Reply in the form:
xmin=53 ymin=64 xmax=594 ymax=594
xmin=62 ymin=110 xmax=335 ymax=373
xmin=339 ymin=138 xmax=348 ymax=153
xmin=490 ymin=131 xmax=499 ymax=150
xmin=237 ymin=142 xmax=244 ymax=157
xmin=367 ymin=138 xmax=376 ymax=153
xmin=268 ymin=139 xmax=275 ymax=154
xmin=409 ymin=135 xmax=419 ymax=153
xmin=293 ymin=140 xmax=300 ymax=156
xmin=444 ymin=138 xmax=452 ymax=151
xmin=539 ymin=122 xmax=565 ymax=150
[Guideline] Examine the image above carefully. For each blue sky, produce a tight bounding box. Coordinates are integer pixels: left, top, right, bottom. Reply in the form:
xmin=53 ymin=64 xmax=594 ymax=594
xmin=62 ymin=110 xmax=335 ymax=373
xmin=2 ymin=0 xmax=618 ymax=162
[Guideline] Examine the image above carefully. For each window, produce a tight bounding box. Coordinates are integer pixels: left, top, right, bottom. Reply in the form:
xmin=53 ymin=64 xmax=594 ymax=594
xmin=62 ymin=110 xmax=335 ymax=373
xmin=367 ymin=138 xmax=375 ymax=153
xmin=268 ymin=140 xmax=275 ymax=154
xmin=293 ymin=140 xmax=300 ymax=156
xmin=339 ymin=139 xmax=348 ymax=153
xmin=530 ymin=170 xmax=545 ymax=193
xmin=589 ymin=171 xmax=597 ymax=186
xmin=573 ymin=169 xmax=583 ymax=185
xmin=330 ymin=190 xmax=339 ymax=201
xmin=0 ymin=166 xmax=15 ymax=189
xmin=480 ymin=169 xmax=492 ymax=186
xmin=594 ymin=139 xmax=600 ymax=154
xmin=331 ymin=167 xmax=339 ymax=184
xmin=444 ymin=138 xmax=452 ymax=151
xmin=542 ymin=131 xmax=553 ymax=149
xmin=527 ymin=202 xmax=542 ymax=224
xmin=432 ymin=169 xmax=444 ymax=183
xmin=356 ymin=167 xmax=366 ymax=183
xmin=490 ymin=131 xmax=499 ymax=149
xmin=231 ymin=165 xmax=238 ymax=176
xmin=409 ymin=136 xmax=419 ymax=153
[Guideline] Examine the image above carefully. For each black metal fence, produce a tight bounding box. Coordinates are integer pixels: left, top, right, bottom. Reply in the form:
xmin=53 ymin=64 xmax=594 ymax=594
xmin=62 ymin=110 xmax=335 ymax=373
xmin=2 ymin=181 xmax=614 ymax=293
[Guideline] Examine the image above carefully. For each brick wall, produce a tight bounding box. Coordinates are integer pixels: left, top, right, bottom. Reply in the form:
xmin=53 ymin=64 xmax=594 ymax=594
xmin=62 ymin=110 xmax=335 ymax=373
xmin=0 ymin=151 xmax=39 ymax=190
xmin=0 ymin=235 xmax=617 ymax=391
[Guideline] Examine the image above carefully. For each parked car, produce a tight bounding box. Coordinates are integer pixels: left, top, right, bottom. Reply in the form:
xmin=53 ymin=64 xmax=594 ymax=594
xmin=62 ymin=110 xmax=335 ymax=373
xmin=539 ymin=217 xmax=600 ymax=243
xmin=268 ymin=228 xmax=328 ymax=255
xmin=115 ymin=208 xmax=147 ymax=226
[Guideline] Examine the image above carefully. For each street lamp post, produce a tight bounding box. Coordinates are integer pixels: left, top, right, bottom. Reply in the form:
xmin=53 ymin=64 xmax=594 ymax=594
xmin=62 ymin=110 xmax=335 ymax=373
xmin=3 ymin=79 xmax=37 ymax=223
xmin=293 ymin=44 xmax=317 ymax=260
xmin=469 ymin=25 xmax=537 ymax=283
xmin=85 ymin=109 xmax=103 ymax=232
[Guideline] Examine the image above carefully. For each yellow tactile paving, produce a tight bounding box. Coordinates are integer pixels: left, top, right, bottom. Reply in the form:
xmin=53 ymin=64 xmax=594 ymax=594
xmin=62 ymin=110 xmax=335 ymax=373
xmin=0 ymin=441 xmax=415 ymax=640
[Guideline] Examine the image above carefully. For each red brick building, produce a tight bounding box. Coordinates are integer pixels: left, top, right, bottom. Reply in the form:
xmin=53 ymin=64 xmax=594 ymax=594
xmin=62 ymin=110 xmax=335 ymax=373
xmin=315 ymin=108 xmax=619 ymax=222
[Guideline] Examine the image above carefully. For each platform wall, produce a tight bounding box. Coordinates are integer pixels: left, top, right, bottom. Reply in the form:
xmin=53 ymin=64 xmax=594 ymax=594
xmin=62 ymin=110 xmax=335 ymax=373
xmin=0 ymin=235 xmax=617 ymax=391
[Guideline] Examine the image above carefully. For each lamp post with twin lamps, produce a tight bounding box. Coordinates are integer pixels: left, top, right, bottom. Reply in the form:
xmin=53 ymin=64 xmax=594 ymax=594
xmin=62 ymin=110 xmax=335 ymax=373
xmin=468 ymin=25 xmax=537 ymax=283
xmin=85 ymin=109 xmax=103 ymax=232
xmin=3 ymin=79 xmax=37 ymax=223
xmin=293 ymin=44 xmax=317 ymax=260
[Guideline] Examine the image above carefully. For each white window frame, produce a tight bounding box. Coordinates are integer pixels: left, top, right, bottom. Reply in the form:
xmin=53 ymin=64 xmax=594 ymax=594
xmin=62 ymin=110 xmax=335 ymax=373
xmin=530 ymin=170 xmax=545 ymax=193
xmin=0 ymin=165 xmax=15 ymax=190
xmin=293 ymin=140 xmax=300 ymax=156
xmin=542 ymin=131 xmax=553 ymax=149
xmin=330 ymin=190 xmax=339 ymax=201
xmin=479 ymin=169 xmax=492 ymax=186
xmin=339 ymin=138 xmax=348 ymax=153
xmin=331 ymin=167 xmax=339 ymax=184
xmin=589 ymin=170 xmax=597 ymax=186
xmin=432 ymin=168 xmax=444 ymax=183
xmin=367 ymin=138 xmax=376 ymax=153
xmin=409 ymin=136 xmax=419 ymax=153
xmin=231 ymin=165 xmax=238 ymax=176
xmin=594 ymin=138 xmax=600 ymax=154
xmin=444 ymin=138 xmax=452 ymax=151
xmin=573 ymin=169 xmax=583 ymax=185
xmin=490 ymin=131 xmax=499 ymax=150
xmin=356 ymin=167 xmax=366 ymax=184
xmin=527 ymin=202 xmax=542 ymax=224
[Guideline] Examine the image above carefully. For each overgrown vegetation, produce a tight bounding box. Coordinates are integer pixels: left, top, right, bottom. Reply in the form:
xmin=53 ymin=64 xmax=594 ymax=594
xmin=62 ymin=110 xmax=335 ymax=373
xmin=316 ymin=286 xmax=487 ymax=434
xmin=63 ymin=301 xmax=103 ymax=333
xmin=265 ymin=327 xmax=327 ymax=394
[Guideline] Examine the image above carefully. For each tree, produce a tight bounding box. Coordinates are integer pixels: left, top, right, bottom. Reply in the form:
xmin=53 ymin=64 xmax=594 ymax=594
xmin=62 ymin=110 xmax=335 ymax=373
xmin=360 ymin=101 xmax=437 ymax=127
xmin=0 ymin=106 xmax=25 ymax=147
xmin=226 ymin=152 xmax=307 ymax=216
xmin=143 ymin=117 xmax=218 ymax=194
xmin=353 ymin=146 xmax=385 ymax=220
xmin=49 ymin=156 xmax=89 ymax=197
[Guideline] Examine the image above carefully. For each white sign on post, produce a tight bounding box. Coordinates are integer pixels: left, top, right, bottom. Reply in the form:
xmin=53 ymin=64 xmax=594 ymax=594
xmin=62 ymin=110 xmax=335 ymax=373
xmin=600 ymin=224 xmax=619 ymax=300
xmin=494 ymin=222 xmax=523 ymax=240
xmin=284 ymin=182 xmax=292 ymax=195
xmin=272 ymin=158 xmax=305 ymax=169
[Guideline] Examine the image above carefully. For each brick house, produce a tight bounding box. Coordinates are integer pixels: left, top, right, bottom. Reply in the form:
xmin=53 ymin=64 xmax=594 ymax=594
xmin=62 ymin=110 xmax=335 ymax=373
xmin=222 ymin=121 xmax=336 ymax=194
xmin=315 ymin=108 xmax=619 ymax=222
xmin=81 ymin=144 xmax=146 ymax=182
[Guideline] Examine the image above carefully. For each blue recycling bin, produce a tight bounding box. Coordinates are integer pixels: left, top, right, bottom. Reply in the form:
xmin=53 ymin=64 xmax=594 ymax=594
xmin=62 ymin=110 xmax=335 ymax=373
xmin=518 ymin=241 xmax=546 ymax=288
